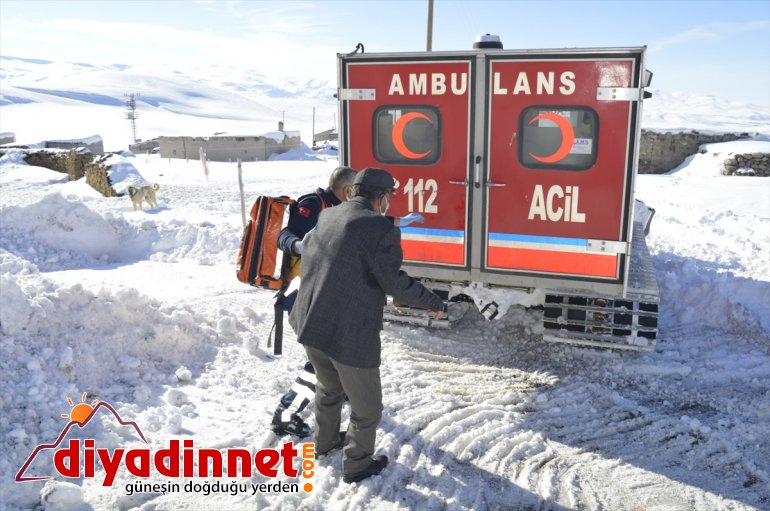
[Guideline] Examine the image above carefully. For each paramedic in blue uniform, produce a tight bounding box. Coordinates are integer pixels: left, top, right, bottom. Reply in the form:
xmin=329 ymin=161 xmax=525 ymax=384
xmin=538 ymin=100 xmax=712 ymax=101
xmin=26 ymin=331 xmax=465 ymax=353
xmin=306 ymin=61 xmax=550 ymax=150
xmin=271 ymin=166 xmax=425 ymax=437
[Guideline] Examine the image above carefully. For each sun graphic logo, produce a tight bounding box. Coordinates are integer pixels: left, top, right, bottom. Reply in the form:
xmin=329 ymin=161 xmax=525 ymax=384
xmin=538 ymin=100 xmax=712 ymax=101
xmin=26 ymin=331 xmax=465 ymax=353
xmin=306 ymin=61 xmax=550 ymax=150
xmin=16 ymin=391 xmax=148 ymax=483
xmin=61 ymin=392 xmax=99 ymax=425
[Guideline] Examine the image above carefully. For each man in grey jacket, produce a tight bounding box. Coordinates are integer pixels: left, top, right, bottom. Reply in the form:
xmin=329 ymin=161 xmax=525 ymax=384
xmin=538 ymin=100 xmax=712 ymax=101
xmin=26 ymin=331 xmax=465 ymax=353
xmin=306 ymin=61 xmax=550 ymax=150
xmin=289 ymin=167 xmax=445 ymax=483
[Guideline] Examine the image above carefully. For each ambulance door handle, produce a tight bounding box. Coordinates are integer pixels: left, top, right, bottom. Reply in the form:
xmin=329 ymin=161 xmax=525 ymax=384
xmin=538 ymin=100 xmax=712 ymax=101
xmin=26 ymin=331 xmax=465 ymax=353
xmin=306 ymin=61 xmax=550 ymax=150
xmin=474 ymin=156 xmax=482 ymax=189
xmin=486 ymin=182 xmax=506 ymax=188
xmin=449 ymin=179 xmax=469 ymax=186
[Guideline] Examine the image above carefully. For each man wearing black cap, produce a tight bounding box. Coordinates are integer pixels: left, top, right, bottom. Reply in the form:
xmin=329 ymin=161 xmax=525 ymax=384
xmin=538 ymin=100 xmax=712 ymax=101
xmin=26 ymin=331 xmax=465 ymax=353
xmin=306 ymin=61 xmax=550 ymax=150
xmin=289 ymin=167 xmax=445 ymax=483
xmin=271 ymin=167 xmax=425 ymax=438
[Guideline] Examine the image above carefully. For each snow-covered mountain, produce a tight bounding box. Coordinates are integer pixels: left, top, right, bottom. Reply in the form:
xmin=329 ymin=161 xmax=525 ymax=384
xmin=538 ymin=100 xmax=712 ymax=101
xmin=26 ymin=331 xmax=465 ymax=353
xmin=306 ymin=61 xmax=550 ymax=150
xmin=643 ymin=89 xmax=770 ymax=135
xmin=0 ymin=55 xmax=338 ymax=151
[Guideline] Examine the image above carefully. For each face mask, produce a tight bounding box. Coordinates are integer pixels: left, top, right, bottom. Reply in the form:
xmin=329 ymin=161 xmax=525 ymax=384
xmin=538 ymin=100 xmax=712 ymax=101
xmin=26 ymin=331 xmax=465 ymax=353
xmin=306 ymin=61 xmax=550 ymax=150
xmin=380 ymin=194 xmax=390 ymax=216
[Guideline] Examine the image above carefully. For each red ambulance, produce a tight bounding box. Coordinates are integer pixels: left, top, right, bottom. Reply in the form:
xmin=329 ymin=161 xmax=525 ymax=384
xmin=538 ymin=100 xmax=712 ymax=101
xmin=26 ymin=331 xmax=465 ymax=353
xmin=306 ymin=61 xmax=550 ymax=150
xmin=336 ymin=36 xmax=659 ymax=350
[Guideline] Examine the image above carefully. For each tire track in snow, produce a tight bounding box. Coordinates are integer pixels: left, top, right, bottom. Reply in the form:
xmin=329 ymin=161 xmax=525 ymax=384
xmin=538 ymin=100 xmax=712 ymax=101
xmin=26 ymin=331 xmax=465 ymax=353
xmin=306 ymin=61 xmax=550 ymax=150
xmin=375 ymin=321 xmax=769 ymax=510
xmin=377 ymin=336 xmax=562 ymax=509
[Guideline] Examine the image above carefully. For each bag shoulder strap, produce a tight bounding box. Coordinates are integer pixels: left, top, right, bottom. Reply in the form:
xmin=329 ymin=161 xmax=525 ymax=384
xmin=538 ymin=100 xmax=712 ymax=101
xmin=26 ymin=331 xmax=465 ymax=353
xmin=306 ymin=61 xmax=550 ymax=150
xmin=295 ymin=190 xmax=335 ymax=210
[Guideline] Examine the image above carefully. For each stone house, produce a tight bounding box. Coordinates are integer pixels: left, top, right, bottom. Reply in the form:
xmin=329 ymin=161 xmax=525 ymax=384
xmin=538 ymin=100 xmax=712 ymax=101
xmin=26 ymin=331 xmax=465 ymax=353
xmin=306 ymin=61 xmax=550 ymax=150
xmin=158 ymin=128 xmax=301 ymax=162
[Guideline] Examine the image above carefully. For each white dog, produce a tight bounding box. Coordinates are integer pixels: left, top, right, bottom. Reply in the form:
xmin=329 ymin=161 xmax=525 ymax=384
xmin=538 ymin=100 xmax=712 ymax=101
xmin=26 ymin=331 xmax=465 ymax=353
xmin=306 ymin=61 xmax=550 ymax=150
xmin=127 ymin=183 xmax=160 ymax=211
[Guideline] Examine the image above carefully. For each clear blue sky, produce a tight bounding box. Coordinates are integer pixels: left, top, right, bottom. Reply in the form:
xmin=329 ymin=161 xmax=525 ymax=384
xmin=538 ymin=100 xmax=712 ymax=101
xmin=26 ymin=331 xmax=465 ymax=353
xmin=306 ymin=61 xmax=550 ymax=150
xmin=1 ymin=0 xmax=768 ymax=108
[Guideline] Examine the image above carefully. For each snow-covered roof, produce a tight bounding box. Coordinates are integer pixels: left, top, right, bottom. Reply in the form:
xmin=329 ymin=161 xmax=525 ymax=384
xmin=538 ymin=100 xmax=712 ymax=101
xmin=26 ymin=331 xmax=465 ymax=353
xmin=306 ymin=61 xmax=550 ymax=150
xmin=161 ymin=130 xmax=301 ymax=143
xmin=44 ymin=135 xmax=103 ymax=144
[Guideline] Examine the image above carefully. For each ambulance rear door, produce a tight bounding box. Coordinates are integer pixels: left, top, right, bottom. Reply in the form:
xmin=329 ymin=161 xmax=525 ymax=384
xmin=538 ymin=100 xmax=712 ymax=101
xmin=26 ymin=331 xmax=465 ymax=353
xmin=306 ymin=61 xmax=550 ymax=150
xmin=481 ymin=48 xmax=646 ymax=296
xmin=339 ymin=52 xmax=477 ymax=283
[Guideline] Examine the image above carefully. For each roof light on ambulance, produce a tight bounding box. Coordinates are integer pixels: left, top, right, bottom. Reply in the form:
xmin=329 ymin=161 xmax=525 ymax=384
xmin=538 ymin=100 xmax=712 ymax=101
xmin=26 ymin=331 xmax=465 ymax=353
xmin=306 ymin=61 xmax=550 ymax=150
xmin=472 ymin=34 xmax=503 ymax=50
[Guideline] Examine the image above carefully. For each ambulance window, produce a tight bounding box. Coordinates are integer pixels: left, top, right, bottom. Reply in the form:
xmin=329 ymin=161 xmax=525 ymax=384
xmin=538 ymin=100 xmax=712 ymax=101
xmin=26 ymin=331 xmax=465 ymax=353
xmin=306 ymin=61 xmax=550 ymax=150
xmin=373 ymin=106 xmax=440 ymax=165
xmin=519 ymin=107 xmax=598 ymax=171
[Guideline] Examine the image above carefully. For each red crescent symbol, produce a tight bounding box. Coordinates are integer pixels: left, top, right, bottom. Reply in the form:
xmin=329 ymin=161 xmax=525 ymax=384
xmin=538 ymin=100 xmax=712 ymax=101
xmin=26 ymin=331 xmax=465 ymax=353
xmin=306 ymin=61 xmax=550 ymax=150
xmin=392 ymin=112 xmax=432 ymax=159
xmin=527 ymin=112 xmax=575 ymax=163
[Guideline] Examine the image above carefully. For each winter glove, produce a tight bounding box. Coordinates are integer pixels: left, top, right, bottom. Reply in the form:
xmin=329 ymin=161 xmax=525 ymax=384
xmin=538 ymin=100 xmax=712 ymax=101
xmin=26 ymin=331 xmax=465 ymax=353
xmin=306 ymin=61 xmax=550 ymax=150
xmin=399 ymin=213 xmax=424 ymax=227
xmin=447 ymin=301 xmax=472 ymax=322
xmin=294 ymin=228 xmax=315 ymax=255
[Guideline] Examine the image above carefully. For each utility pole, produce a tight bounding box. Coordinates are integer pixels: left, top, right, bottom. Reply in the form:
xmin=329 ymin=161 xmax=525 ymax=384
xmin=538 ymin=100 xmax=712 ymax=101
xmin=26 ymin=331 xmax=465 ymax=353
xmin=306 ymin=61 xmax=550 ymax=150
xmin=312 ymin=107 xmax=316 ymax=147
xmin=426 ymin=0 xmax=434 ymax=51
xmin=125 ymin=93 xmax=140 ymax=143
xmin=280 ymin=110 xmax=287 ymax=124
xmin=237 ymin=159 xmax=246 ymax=228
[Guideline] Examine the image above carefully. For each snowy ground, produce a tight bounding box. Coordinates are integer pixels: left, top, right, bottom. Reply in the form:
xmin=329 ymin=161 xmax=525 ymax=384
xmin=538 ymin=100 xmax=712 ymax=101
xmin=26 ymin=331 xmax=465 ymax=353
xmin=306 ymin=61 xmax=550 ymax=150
xmin=1 ymin=133 xmax=769 ymax=510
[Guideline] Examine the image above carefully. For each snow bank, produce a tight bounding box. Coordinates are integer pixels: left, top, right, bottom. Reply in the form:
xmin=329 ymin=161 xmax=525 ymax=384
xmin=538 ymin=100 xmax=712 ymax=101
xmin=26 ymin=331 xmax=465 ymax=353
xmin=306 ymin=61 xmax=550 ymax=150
xmin=267 ymin=148 xmax=322 ymax=162
xmin=0 ymin=261 xmax=225 ymax=508
xmin=668 ymin=136 xmax=770 ymax=178
xmin=0 ymin=148 xmax=29 ymax=165
xmin=0 ymin=189 xmax=241 ymax=272
xmin=656 ymin=255 xmax=770 ymax=337
xmin=638 ymin=140 xmax=770 ymax=336
xmin=263 ymin=142 xmax=332 ymax=162
xmin=1 ymin=193 xmax=147 ymax=266
xmin=105 ymin=155 xmax=155 ymax=194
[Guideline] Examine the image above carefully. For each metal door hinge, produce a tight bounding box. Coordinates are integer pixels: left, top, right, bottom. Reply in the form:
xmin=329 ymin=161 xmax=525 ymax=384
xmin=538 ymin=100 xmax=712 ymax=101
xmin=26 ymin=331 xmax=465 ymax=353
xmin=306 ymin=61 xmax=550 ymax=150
xmin=339 ymin=88 xmax=376 ymax=100
xmin=596 ymin=87 xmax=641 ymax=101
xmin=587 ymin=239 xmax=629 ymax=254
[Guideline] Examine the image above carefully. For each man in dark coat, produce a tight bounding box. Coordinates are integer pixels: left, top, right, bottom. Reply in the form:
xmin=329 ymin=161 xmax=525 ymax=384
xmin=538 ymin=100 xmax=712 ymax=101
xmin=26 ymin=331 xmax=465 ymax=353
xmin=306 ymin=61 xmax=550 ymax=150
xmin=272 ymin=167 xmax=425 ymax=438
xmin=289 ymin=167 xmax=445 ymax=483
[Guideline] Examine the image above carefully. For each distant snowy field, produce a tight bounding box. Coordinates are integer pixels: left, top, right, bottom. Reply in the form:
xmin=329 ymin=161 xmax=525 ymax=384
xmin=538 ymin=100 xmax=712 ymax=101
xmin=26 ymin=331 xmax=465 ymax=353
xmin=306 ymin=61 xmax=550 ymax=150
xmin=0 ymin=56 xmax=337 ymax=151
xmin=1 ymin=55 xmax=769 ymax=510
xmin=1 ymin=56 xmax=768 ymax=152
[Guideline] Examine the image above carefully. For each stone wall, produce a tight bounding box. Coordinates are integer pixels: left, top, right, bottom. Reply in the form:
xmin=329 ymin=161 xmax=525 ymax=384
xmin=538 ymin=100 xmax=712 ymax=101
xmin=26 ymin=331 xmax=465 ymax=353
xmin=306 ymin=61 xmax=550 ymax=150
xmin=722 ymin=153 xmax=770 ymax=176
xmin=639 ymin=130 xmax=749 ymax=174
xmin=23 ymin=150 xmax=86 ymax=181
xmin=86 ymin=155 xmax=118 ymax=196
xmin=10 ymin=150 xmax=117 ymax=197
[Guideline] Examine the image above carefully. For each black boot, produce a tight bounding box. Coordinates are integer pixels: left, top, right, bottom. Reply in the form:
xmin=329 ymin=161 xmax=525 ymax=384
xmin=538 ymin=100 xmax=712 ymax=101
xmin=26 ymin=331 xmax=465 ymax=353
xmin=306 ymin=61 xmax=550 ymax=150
xmin=271 ymin=411 xmax=311 ymax=438
xmin=343 ymin=455 xmax=388 ymax=483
